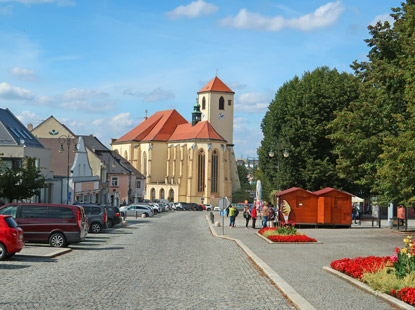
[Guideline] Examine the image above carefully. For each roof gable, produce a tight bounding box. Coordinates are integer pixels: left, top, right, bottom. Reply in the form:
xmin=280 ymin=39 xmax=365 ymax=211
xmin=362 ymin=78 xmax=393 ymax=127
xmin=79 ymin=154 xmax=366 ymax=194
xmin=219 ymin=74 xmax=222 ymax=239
xmin=313 ymin=187 xmax=352 ymax=196
xmin=198 ymin=77 xmax=234 ymax=94
xmin=276 ymin=187 xmax=314 ymax=196
xmin=31 ymin=115 xmax=76 ymax=138
xmin=114 ymin=110 xmax=188 ymax=143
xmin=169 ymin=121 xmax=226 ymax=142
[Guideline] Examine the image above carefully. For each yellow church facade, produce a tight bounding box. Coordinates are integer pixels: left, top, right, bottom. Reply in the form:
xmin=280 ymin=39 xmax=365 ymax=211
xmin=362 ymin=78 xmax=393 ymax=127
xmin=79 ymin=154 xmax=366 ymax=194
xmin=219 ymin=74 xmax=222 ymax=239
xmin=111 ymin=77 xmax=240 ymax=206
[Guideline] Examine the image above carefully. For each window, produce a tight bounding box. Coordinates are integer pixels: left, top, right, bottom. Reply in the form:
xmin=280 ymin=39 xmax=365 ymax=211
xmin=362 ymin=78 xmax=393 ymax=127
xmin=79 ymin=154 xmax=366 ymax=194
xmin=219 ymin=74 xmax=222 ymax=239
xmin=136 ymin=180 xmax=141 ymax=188
xmin=169 ymin=189 xmax=174 ymax=200
xmin=219 ymin=96 xmax=224 ymax=110
xmin=21 ymin=205 xmax=48 ymax=218
xmin=4 ymin=217 xmax=18 ymax=228
xmin=211 ymin=150 xmax=218 ymax=193
xmin=0 ymin=205 xmax=18 ymax=218
xmin=198 ymin=150 xmax=205 ymax=192
xmin=143 ymin=152 xmax=147 ymax=177
xmin=48 ymin=207 xmax=75 ymax=219
xmin=124 ymin=151 xmax=128 ymax=160
xmin=202 ymin=97 xmax=206 ymax=110
xmin=160 ymin=189 xmax=165 ymax=199
xmin=151 ymin=188 xmax=156 ymax=201
xmin=111 ymin=176 xmax=119 ymax=187
xmin=91 ymin=207 xmax=101 ymax=215
xmin=228 ymin=99 xmax=232 ymax=106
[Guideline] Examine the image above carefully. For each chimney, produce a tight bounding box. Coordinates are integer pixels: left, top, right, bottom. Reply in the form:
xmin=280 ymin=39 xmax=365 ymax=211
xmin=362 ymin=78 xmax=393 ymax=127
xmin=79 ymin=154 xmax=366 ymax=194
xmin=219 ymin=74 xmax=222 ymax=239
xmin=27 ymin=123 xmax=33 ymax=131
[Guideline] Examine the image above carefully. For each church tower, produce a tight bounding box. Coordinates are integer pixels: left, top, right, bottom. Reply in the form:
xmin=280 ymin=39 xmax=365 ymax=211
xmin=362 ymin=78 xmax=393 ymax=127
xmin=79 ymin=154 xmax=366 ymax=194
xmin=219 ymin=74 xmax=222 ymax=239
xmin=197 ymin=77 xmax=235 ymax=145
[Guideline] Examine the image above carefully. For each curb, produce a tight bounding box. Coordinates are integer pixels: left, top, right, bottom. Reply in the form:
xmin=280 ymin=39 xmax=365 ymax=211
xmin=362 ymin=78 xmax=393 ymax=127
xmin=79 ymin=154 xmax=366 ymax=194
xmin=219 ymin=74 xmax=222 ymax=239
xmin=17 ymin=248 xmax=72 ymax=258
xmin=323 ymin=266 xmax=415 ymax=310
xmin=206 ymin=215 xmax=316 ymax=310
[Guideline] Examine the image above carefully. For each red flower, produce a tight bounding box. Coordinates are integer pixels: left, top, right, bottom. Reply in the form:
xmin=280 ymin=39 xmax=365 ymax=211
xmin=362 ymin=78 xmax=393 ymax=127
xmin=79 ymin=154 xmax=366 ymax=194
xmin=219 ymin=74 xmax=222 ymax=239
xmin=330 ymin=256 xmax=390 ymax=279
xmin=397 ymin=287 xmax=415 ymax=305
xmin=394 ymin=247 xmax=400 ymax=254
xmin=267 ymin=235 xmax=317 ymax=242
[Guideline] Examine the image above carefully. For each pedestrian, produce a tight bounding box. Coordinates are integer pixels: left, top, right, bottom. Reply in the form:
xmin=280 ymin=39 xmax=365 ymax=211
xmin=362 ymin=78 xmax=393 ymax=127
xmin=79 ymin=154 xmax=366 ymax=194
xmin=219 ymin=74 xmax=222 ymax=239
xmin=262 ymin=202 xmax=269 ymax=228
xmin=251 ymin=205 xmax=257 ymax=229
xmin=226 ymin=205 xmax=230 ymax=217
xmin=229 ymin=204 xmax=236 ymax=228
xmin=268 ymin=205 xmax=276 ymax=228
xmin=352 ymin=203 xmax=358 ymax=224
xmin=243 ymin=205 xmax=251 ymax=228
xmin=234 ymin=206 xmax=239 ymax=227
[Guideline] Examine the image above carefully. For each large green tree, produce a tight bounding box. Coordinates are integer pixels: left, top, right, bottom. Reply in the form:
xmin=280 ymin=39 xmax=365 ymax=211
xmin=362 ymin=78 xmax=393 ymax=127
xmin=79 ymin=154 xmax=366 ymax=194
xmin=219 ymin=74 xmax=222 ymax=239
xmin=259 ymin=67 xmax=359 ymax=199
xmin=329 ymin=1 xmax=414 ymax=203
xmin=0 ymin=157 xmax=46 ymax=202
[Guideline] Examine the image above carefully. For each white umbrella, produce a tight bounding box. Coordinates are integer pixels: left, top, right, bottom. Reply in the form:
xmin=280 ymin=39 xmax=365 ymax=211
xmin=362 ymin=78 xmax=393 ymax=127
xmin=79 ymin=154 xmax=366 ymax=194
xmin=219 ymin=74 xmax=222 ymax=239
xmin=256 ymin=180 xmax=262 ymax=206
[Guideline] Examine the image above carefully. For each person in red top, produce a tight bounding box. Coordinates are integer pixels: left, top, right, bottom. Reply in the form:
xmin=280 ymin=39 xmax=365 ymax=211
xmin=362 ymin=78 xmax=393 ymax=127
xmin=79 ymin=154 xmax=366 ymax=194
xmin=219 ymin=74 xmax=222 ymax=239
xmin=251 ymin=205 xmax=257 ymax=229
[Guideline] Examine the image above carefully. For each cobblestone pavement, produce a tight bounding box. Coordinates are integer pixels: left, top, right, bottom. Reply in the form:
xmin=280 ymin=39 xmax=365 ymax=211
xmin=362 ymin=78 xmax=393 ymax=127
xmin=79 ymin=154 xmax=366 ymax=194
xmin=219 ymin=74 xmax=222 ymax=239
xmin=0 ymin=212 xmax=295 ymax=310
xmin=211 ymin=212 xmax=405 ymax=310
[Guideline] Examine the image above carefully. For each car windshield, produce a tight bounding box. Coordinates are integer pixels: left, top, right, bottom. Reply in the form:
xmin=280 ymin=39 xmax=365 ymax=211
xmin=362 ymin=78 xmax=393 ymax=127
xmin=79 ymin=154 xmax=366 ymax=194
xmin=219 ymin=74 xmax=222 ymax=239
xmin=4 ymin=217 xmax=18 ymax=228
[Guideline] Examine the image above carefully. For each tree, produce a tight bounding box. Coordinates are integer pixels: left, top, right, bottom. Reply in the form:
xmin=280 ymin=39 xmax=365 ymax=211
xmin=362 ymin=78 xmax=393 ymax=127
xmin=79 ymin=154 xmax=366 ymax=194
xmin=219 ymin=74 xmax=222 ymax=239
xmin=233 ymin=164 xmax=254 ymax=203
xmin=329 ymin=1 xmax=414 ymax=203
xmin=259 ymin=67 xmax=359 ymax=199
xmin=0 ymin=157 xmax=46 ymax=202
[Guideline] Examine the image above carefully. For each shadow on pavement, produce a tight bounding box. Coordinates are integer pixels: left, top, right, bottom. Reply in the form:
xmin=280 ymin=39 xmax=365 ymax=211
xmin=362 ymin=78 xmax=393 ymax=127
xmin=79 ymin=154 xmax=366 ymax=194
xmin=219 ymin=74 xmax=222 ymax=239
xmin=0 ymin=264 xmax=32 ymax=269
xmin=70 ymin=246 xmax=125 ymax=251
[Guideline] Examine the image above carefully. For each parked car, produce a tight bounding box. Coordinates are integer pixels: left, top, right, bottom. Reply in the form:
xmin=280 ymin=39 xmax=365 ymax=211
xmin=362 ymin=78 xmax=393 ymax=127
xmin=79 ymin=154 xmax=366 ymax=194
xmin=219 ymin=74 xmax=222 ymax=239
xmin=105 ymin=206 xmax=122 ymax=228
xmin=0 ymin=215 xmax=24 ymax=260
xmin=148 ymin=203 xmax=161 ymax=213
xmin=213 ymin=206 xmax=220 ymax=211
xmin=204 ymin=204 xmax=212 ymax=211
xmin=0 ymin=203 xmax=88 ymax=247
xmin=120 ymin=205 xmax=154 ymax=218
xmin=80 ymin=204 xmax=108 ymax=233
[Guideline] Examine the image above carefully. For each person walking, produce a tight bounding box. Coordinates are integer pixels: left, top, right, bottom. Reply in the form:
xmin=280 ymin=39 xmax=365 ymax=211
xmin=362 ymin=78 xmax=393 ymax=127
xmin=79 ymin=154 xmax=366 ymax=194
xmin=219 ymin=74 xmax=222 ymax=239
xmin=268 ymin=205 xmax=275 ymax=228
xmin=251 ymin=205 xmax=257 ymax=229
xmin=352 ymin=203 xmax=358 ymax=224
xmin=229 ymin=204 xmax=236 ymax=228
xmin=262 ymin=202 xmax=269 ymax=228
xmin=243 ymin=205 xmax=251 ymax=229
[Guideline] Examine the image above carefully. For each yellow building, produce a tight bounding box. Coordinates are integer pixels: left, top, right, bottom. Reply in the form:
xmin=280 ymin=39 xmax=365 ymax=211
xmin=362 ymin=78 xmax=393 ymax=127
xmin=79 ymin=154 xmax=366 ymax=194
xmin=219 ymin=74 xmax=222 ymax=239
xmin=111 ymin=77 xmax=240 ymax=206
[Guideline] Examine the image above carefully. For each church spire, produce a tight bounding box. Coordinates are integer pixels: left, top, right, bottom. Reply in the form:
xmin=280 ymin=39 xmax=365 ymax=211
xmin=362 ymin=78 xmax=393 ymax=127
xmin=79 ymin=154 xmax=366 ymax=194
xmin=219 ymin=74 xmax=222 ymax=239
xmin=192 ymin=98 xmax=202 ymax=126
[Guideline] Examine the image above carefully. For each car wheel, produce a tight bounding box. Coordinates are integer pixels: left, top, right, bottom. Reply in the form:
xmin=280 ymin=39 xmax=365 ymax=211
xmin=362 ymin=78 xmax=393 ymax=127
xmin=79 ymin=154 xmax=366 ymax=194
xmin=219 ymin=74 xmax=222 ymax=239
xmin=107 ymin=219 xmax=113 ymax=228
xmin=90 ymin=223 xmax=101 ymax=233
xmin=142 ymin=213 xmax=148 ymax=218
xmin=49 ymin=232 xmax=68 ymax=248
xmin=0 ymin=243 xmax=7 ymax=260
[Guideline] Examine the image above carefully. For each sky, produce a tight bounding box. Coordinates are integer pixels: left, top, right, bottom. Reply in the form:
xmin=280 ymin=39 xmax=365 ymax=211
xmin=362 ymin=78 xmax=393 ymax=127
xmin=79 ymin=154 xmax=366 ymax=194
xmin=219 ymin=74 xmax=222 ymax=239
xmin=0 ymin=0 xmax=397 ymax=159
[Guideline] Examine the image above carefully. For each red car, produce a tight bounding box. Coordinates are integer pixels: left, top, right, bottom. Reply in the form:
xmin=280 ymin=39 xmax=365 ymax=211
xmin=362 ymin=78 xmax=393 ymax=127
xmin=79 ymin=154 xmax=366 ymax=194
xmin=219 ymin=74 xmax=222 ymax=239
xmin=0 ymin=215 xmax=24 ymax=260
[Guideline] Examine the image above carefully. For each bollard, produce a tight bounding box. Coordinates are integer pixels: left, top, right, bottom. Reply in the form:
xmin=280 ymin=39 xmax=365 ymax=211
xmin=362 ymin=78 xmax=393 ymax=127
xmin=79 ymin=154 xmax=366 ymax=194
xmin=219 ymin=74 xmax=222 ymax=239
xmin=210 ymin=211 xmax=214 ymax=224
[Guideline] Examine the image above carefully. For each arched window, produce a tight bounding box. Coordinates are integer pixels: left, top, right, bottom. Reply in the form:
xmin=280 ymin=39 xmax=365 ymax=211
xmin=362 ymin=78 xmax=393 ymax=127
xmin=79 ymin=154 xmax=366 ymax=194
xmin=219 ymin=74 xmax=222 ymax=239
xmin=169 ymin=189 xmax=174 ymax=201
xmin=219 ymin=96 xmax=224 ymax=110
xmin=198 ymin=150 xmax=205 ymax=192
xmin=151 ymin=188 xmax=156 ymax=202
xmin=202 ymin=97 xmax=206 ymax=110
xmin=143 ymin=152 xmax=147 ymax=177
xmin=211 ymin=150 xmax=218 ymax=193
xmin=124 ymin=150 xmax=128 ymax=160
xmin=160 ymin=188 xmax=165 ymax=199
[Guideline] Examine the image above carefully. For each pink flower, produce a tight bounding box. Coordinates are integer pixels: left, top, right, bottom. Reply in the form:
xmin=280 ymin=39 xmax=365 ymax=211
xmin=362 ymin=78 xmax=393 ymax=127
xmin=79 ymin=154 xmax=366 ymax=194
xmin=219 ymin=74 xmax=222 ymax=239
xmin=394 ymin=247 xmax=400 ymax=254
xmin=390 ymin=255 xmax=398 ymax=263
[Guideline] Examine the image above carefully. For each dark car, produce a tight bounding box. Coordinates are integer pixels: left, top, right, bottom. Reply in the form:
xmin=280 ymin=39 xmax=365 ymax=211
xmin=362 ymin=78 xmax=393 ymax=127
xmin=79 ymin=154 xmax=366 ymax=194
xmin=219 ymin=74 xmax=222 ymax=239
xmin=0 ymin=203 xmax=88 ymax=247
xmin=79 ymin=204 xmax=108 ymax=233
xmin=0 ymin=215 xmax=24 ymax=260
xmin=105 ymin=205 xmax=122 ymax=228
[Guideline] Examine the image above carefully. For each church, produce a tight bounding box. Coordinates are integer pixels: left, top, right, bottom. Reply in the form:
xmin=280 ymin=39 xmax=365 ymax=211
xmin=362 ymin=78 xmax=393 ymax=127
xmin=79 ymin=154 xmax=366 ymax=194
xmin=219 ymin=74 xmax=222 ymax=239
xmin=111 ymin=76 xmax=241 ymax=206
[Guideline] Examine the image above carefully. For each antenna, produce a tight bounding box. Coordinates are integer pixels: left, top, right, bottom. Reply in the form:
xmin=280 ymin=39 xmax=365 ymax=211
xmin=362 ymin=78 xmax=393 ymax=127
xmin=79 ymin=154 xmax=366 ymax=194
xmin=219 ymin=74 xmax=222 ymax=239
xmin=216 ymin=68 xmax=218 ymax=76
xmin=145 ymin=109 xmax=148 ymax=120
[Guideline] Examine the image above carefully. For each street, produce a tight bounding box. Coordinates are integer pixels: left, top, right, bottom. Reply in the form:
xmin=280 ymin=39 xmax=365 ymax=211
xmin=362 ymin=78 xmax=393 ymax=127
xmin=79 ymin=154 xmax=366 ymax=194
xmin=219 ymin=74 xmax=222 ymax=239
xmin=0 ymin=212 xmax=294 ymax=310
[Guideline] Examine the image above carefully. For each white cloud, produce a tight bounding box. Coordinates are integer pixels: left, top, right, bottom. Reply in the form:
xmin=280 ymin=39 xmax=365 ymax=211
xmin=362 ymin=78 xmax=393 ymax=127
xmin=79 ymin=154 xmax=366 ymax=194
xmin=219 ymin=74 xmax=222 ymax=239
xmin=8 ymin=66 xmax=39 ymax=81
xmin=236 ymin=92 xmax=271 ymax=113
xmin=228 ymin=82 xmax=247 ymax=90
xmin=0 ymin=0 xmax=75 ymax=6
xmin=62 ymin=88 xmax=108 ymax=101
xmin=219 ymin=1 xmax=344 ymax=32
xmin=0 ymin=4 xmax=13 ymax=14
xmin=370 ymin=14 xmax=394 ymax=26
xmin=59 ymin=100 xmax=115 ymax=112
xmin=0 ymin=82 xmax=35 ymax=100
xmin=16 ymin=110 xmax=41 ymax=126
xmin=167 ymin=0 xmax=218 ymax=19
xmin=124 ymin=87 xmax=175 ymax=102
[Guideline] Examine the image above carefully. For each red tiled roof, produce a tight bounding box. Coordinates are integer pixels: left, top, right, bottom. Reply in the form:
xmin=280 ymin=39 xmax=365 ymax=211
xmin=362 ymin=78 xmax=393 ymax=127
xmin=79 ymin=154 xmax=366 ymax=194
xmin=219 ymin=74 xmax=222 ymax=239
xmin=114 ymin=110 xmax=188 ymax=143
xmin=169 ymin=121 xmax=226 ymax=142
xmin=198 ymin=76 xmax=234 ymax=94
xmin=276 ymin=187 xmax=314 ymax=196
xmin=313 ymin=187 xmax=352 ymax=196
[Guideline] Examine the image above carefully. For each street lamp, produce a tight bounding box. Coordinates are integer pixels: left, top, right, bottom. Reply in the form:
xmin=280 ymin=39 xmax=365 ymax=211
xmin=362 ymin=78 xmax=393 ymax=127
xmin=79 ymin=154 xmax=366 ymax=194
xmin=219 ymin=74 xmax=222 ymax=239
xmin=268 ymin=140 xmax=289 ymax=192
xmin=58 ymin=135 xmax=78 ymax=204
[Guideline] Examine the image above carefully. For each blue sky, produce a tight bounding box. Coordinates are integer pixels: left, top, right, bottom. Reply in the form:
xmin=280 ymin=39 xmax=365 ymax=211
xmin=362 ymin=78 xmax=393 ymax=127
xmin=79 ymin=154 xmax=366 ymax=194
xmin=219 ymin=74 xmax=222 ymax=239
xmin=0 ymin=0 xmax=396 ymax=158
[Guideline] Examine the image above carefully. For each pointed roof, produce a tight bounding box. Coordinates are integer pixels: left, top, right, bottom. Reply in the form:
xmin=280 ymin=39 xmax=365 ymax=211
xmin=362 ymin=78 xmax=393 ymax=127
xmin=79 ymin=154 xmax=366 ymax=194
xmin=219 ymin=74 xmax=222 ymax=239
xmin=276 ymin=187 xmax=315 ymax=197
xmin=198 ymin=76 xmax=234 ymax=94
xmin=114 ymin=110 xmax=188 ymax=143
xmin=313 ymin=187 xmax=352 ymax=196
xmin=169 ymin=121 xmax=226 ymax=142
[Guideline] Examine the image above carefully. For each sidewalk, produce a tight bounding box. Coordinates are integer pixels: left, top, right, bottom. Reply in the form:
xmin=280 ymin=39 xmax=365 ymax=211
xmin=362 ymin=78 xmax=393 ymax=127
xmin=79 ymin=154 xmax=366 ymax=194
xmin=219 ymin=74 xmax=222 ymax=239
xmin=209 ymin=212 xmax=407 ymax=310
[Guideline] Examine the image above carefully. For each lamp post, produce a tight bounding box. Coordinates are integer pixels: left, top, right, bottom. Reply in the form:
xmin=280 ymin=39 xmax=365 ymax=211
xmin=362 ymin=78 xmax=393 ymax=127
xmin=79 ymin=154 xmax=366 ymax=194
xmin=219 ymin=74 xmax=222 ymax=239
xmin=58 ymin=135 xmax=78 ymax=204
xmin=268 ymin=140 xmax=289 ymax=192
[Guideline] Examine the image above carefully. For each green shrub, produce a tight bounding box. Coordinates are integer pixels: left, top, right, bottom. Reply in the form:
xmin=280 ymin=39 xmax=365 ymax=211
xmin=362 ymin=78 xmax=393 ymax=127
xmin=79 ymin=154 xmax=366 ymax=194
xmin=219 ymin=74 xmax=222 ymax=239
xmin=362 ymin=268 xmax=415 ymax=293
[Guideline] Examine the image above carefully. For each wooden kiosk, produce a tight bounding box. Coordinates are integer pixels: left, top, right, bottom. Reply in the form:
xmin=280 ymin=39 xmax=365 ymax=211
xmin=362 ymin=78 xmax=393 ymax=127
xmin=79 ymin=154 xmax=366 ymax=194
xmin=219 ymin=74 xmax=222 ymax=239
xmin=276 ymin=187 xmax=318 ymax=224
xmin=313 ymin=187 xmax=352 ymax=227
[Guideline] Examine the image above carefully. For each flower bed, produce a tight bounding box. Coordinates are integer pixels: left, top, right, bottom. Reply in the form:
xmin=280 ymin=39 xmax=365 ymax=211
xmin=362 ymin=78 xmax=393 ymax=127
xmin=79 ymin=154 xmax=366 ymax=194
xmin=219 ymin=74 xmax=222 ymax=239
xmin=330 ymin=236 xmax=415 ymax=306
xmin=258 ymin=222 xmax=317 ymax=243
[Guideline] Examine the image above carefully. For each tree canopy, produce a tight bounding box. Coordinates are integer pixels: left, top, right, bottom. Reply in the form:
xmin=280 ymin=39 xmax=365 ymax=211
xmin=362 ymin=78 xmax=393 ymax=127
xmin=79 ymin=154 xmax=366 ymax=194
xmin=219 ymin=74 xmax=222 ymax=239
xmin=0 ymin=157 xmax=46 ymax=202
xmin=259 ymin=67 xmax=359 ymax=199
